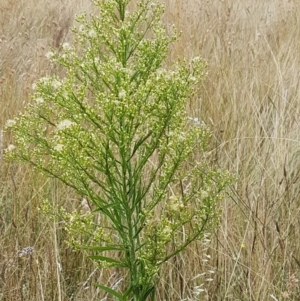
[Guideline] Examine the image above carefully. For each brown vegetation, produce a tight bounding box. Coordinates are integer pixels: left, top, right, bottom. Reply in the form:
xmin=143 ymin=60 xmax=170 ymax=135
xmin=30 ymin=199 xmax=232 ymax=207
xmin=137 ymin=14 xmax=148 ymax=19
xmin=1 ymin=0 xmax=300 ymax=300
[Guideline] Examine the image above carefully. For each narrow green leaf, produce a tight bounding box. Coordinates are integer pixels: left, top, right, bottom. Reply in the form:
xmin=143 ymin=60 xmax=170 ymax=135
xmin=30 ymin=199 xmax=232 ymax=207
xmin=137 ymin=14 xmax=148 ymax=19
xmin=83 ymin=245 xmax=125 ymax=252
xmin=123 ymin=286 xmax=133 ymax=298
xmin=89 ymin=255 xmax=127 ymax=267
xmin=95 ymin=283 xmax=124 ymax=301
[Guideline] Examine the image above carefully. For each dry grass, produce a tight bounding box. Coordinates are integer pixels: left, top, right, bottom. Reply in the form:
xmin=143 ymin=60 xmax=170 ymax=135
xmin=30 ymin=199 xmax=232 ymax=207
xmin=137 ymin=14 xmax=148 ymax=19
xmin=1 ymin=0 xmax=300 ymax=300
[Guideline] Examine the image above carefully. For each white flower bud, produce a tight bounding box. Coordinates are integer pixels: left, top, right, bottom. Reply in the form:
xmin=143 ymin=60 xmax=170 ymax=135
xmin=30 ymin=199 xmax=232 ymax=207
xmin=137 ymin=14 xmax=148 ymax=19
xmin=35 ymin=97 xmax=44 ymax=105
xmin=6 ymin=144 xmax=16 ymax=152
xmin=45 ymin=51 xmax=55 ymax=60
xmin=5 ymin=119 xmax=16 ymax=128
xmin=53 ymin=144 xmax=64 ymax=151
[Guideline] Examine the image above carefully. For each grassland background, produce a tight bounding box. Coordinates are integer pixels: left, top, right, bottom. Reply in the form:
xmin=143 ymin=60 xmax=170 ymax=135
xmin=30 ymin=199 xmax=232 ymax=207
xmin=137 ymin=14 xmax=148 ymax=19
xmin=1 ymin=0 xmax=300 ymax=300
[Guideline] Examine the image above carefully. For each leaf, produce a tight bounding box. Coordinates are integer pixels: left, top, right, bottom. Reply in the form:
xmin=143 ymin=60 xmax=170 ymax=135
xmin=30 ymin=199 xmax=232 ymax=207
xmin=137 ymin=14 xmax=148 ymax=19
xmin=89 ymin=255 xmax=127 ymax=267
xmin=95 ymin=283 xmax=124 ymax=301
xmin=143 ymin=285 xmax=155 ymax=300
xmin=83 ymin=245 xmax=125 ymax=252
xmin=123 ymin=286 xmax=133 ymax=298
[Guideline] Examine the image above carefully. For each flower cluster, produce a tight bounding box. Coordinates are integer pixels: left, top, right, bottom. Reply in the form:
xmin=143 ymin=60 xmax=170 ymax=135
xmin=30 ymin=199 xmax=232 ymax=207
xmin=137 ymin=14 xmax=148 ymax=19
xmin=5 ymin=0 xmax=231 ymax=300
xmin=18 ymin=246 xmax=34 ymax=258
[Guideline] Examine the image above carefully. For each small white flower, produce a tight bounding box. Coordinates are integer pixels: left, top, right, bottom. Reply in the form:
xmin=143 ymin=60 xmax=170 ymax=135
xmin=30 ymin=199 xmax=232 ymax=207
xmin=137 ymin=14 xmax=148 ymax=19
xmin=53 ymin=144 xmax=64 ymax=151
xmin=188 ymin=117 xmax=205 ymax=127
xmin=5 ymin=119 xmax=16 ymax=128
xmin=155 ymin=68 xmax=165 ymax=80
xmin=191 ymin=56 xmax=201 ymax=63
xmin=39 ymin=77 xmax=51 ymax=85
xmin=51 ymin=79 xmax=62 ymax=89
xmin=5 ymin=144 xmax=16 ymax=152
xmin=170 ymin=202 xmax=179 ymax=211
xmin=35 ymin=97 xmax=44 ymax=105
xmin=79 ymin=25 xmax=85 ymax=33
xmin=88 ymin=29 xmax=97 ymax=38
xmin=169 ymin=196 xmax=183 ymax=211
xmin=201 ymin=190 xmax=209 ymax=198
xmin=45 ymin=51 xmax=55 ymax=60
xmin=56 ymin=119 xmax=75 ymax=131
xmin=62 ymin=42 xmax=71 ymax=50
xmin=118 ymin=90 xmax=126 ymax=99
xmin=32 ymin=83 xmax=37 ymax=90
xmin=6 ymin=144 xmax=16 ymax=152
xmin=162 ymin=225 xmax=172 ymax=236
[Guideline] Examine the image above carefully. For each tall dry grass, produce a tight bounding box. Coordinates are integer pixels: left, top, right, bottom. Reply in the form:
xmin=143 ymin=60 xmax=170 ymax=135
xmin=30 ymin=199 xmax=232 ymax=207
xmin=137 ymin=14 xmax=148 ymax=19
xmin=1 ymin=0 xmax=300 ymax=300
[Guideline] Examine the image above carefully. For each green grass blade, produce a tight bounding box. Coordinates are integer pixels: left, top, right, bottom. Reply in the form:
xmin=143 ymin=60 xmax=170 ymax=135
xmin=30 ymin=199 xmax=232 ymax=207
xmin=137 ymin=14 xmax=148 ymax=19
xmin=95 ymin=283 xmax=124 ymax=301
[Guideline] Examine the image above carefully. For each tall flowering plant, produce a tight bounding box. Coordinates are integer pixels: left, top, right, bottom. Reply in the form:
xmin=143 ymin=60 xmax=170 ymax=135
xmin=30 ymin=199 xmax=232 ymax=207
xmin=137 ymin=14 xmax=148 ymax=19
xmin=5 ymin=0 xmax=231 ymax=300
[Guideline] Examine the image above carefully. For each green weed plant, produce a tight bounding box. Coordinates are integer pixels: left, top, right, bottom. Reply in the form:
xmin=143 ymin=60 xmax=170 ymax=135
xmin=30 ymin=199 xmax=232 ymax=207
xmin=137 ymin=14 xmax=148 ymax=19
xmin=5 ymin=0 xmax=231 ymax=300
